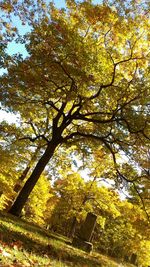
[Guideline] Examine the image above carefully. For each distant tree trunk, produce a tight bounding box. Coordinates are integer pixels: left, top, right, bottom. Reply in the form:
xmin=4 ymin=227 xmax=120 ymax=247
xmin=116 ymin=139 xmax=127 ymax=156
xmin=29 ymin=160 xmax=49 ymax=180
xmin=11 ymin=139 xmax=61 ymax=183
xmin=68 ymin=216 xmax=78 ymax=238
xmin=8 ymin=140 xmax=58 ymax=217
xmin=13 ymin=166 xmax=30 ymax=193
xmin=13 ymin=145 xmax=41 ymax=193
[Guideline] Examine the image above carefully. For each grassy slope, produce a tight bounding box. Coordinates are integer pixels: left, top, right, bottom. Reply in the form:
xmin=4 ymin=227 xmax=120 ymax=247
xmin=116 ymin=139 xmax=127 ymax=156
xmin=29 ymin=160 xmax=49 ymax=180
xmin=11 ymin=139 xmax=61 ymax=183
xmin=0 ymin=212 xmax=134 ymax=267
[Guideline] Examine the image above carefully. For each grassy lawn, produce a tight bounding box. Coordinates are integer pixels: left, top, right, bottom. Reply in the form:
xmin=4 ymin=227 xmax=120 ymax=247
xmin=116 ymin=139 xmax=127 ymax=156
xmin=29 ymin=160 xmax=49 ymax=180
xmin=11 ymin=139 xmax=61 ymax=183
xmin=0 ymin=212 xmax=134 ymax=267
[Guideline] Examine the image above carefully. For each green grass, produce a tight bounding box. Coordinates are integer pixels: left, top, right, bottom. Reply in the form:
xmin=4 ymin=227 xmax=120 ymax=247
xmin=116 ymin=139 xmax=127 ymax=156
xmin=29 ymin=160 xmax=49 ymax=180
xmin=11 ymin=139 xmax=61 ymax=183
xmin=0 ymin=212 xmax=134 ymax=267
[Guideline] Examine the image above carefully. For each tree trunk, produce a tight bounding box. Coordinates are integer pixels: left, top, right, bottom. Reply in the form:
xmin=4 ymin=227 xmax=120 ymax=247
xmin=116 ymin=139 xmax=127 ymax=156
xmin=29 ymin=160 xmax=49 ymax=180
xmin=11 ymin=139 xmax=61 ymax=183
xmin=68 ymin=216 xmax=78 ymax=238
xmin=8 ymin=140 xmax=58 ymax=217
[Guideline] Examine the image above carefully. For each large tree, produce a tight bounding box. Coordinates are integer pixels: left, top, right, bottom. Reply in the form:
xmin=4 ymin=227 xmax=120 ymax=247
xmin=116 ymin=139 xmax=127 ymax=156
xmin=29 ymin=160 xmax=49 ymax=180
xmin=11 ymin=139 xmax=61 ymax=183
xmin=0 ymin=0 xmax=149 ymax=216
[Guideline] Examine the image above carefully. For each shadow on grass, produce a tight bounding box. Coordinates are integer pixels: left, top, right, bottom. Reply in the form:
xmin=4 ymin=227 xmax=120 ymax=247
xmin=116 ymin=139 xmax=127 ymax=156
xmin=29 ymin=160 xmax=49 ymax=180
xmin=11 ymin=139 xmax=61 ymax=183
xmin=0 ymin=212 xmax=101 ymax=267
xmin=0 ymin=211 xmax=70 ymax=243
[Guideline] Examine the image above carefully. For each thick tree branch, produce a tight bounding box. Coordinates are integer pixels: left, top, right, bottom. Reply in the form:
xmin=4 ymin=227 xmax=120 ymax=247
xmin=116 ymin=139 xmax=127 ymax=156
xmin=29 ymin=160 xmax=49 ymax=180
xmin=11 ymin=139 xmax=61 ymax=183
xmin=52 ymin=101 xmax=67 ymax=134
xmin=75 ymin=113 xmax=116 ymax=124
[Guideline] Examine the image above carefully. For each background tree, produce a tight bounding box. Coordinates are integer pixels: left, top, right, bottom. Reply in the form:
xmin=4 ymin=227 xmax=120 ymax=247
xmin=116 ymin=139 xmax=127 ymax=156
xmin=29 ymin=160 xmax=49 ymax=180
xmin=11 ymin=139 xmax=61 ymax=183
xmin=0 ymin=122 xmax=31 ymax=209
xmin=0 ymin=120 xmax=48 ymax=209
xmin=46 ymin=172 xmax=86 ymax=235
xmin=23 ymin=173 xmax=54 ymax=225
xmin=96 ymin=200 xmax=149 ymax=259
